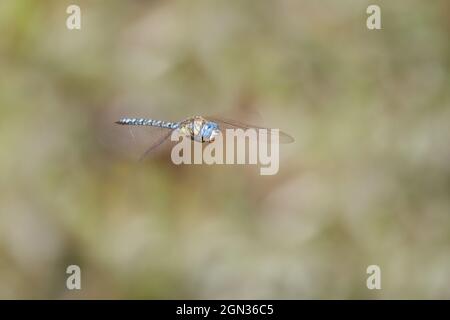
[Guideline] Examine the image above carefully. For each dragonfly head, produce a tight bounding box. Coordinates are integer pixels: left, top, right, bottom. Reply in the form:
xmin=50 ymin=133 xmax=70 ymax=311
xmin=201 ymin=121 xmax=220 ymax=142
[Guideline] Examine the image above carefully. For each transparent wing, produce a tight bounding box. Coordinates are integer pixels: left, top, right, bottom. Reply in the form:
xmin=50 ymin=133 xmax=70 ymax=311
xmin=98 ymin=121 xmax=174 ymax=160
xmin=138 ymin=129 xmax=174 ymax=161
xmin=206 ymin=116 xmax=294 ymax=144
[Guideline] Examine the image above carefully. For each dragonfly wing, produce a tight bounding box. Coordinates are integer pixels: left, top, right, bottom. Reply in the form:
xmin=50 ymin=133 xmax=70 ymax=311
xmin=206 ymin=116 xmax=294 ymax=144
xmin=139 ymin=129 xmax=174 ymax=161
xmin=99 ymin=121 xmax=174 ymax=159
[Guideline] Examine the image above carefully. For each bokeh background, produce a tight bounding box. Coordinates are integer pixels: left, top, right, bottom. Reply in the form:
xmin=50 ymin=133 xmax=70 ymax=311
xmin=1 ymin=0 xmax=450 ymax=299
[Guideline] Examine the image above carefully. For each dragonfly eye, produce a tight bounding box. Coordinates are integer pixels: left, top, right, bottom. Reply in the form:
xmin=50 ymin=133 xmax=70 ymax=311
xmin=201 ymin=122 xmax=219 ymax=142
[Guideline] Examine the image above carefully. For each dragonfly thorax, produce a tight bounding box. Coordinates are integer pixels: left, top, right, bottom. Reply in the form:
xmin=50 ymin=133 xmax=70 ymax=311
xmin=178 ymin=116 xmax=220 ymax=143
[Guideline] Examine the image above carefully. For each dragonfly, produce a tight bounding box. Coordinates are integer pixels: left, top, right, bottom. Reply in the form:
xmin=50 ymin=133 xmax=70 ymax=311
xmin=115 ymin=115 xmax=294 ymax=159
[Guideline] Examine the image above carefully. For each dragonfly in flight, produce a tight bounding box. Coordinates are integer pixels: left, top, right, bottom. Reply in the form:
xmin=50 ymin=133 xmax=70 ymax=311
xmin=115 ymin=115 xmax=294 ymax=159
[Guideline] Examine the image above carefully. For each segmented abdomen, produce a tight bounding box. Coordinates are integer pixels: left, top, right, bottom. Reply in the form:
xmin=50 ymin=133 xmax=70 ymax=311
xmin=116 ymin=118 xmax=179 ymax=129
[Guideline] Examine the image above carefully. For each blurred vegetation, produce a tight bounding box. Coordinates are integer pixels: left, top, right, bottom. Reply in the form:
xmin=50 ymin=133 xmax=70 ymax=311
xmin=0 ymin=0 xmax=450 ymax=299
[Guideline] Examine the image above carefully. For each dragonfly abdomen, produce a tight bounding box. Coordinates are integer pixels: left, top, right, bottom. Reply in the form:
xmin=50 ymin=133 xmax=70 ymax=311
xmin=116 ymin=118 xmax=178 ymax=129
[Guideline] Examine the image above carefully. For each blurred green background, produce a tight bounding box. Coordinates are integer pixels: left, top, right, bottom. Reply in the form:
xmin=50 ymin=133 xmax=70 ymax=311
xmin=1 ymin=0 xmax=450 ymax=299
